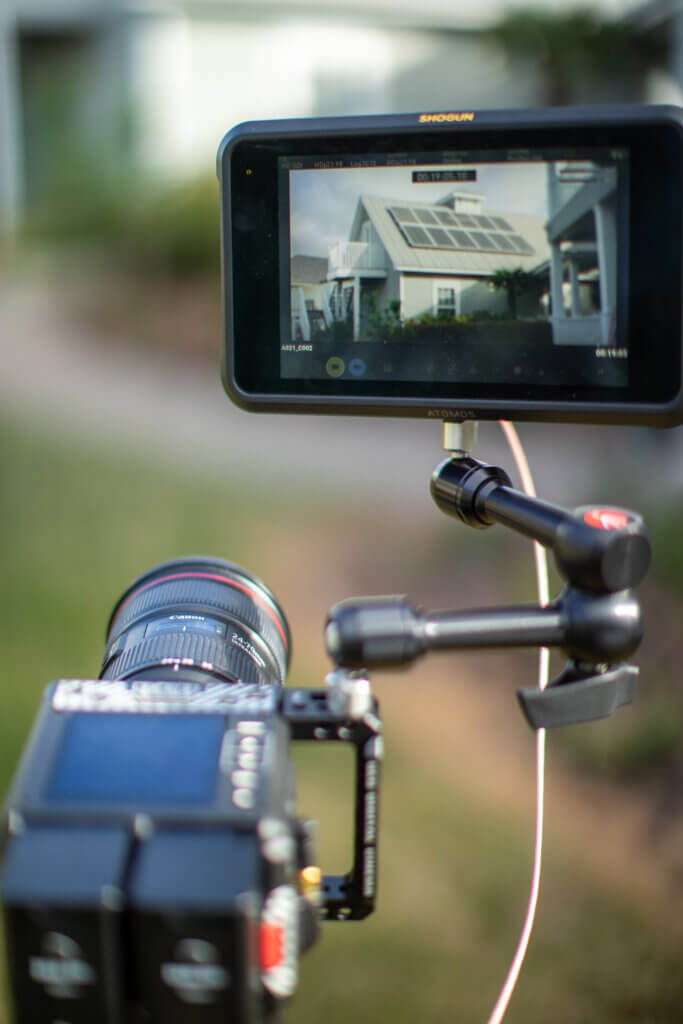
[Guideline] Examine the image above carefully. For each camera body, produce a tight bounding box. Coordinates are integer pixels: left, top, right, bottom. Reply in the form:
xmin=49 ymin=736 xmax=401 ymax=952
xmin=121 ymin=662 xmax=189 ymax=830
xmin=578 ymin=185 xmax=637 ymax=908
xmin=2 ymin=680 xmax=381 ymax=1024
xmin=1 ymin=561 xmax=382 ymax=1024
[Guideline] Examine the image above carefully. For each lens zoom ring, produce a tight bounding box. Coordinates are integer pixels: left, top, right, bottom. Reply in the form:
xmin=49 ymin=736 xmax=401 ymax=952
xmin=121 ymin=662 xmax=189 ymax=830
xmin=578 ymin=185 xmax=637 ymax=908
xmin=110 ymin=579 xmax=286 ymax=663
xmin=103 ymin=632 xmax=276 ymax=685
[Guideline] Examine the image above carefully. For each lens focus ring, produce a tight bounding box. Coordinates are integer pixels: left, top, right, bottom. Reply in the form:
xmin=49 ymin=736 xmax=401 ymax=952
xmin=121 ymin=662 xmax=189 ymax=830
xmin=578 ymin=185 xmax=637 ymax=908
xmin=101 ymin=557 xmax=291 ymax=687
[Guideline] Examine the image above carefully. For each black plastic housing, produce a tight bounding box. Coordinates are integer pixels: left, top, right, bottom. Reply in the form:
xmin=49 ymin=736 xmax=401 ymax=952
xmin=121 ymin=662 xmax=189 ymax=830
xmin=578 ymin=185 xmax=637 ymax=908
xmin=218 ymin=104 xmax=683 ymax=425
xmin=1 ymin=681 xmax=382 ymax=1024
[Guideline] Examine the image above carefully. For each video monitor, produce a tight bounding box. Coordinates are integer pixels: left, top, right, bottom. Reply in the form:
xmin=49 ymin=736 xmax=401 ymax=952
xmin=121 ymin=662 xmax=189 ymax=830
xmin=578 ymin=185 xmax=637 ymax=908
xmin=219 ymin=106 xmax=683 ymax=424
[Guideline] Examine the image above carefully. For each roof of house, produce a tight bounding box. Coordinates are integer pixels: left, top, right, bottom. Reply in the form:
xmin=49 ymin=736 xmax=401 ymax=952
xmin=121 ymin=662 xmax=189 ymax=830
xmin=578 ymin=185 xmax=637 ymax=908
xmin=291 ymin=254 xmax=328 ymax=284
xmin=353 ymin=194 xmax=551 ymax=277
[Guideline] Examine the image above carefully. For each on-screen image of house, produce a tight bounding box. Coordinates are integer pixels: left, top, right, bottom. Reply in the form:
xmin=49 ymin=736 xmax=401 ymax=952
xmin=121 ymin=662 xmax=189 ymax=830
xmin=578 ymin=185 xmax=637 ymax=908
xmin=291 ymin=164 xmax=619 ymax=348
xmin=545 ymin=161 xmax=619 ymax=346
xmin=292 ymin=187 xmax=550 ymax=343
xmin=290 ymin=255 xmax=330 ymax=341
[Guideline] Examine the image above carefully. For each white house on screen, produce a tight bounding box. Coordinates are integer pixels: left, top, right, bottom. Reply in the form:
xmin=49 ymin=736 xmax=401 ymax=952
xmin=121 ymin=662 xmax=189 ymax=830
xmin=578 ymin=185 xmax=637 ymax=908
xmin=321 ymin=189 xmax=548 ymax=339
xmin=292 ymin=164 xmax=619 ymax=348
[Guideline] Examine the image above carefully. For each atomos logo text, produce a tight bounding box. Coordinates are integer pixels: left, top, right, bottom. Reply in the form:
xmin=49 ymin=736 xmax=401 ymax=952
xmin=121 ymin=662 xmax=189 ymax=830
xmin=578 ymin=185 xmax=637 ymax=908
xmin=427 ymin=409 xmax=476 ymax=420
xmin=419 ymin=112 xmax=475 ymax=123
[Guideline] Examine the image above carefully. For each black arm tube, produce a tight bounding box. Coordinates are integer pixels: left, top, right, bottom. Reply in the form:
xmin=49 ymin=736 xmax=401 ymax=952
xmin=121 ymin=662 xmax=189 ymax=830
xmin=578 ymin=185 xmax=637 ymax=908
xmin=424 ymin=606 xmax=564 ymax=650
xmin=325 ymin=589 xmax=642 ymax=669
xmin=479 ymin=486 xmax=567 ymax=547
xmin=431 ymin=456 xmax=651 ymax=593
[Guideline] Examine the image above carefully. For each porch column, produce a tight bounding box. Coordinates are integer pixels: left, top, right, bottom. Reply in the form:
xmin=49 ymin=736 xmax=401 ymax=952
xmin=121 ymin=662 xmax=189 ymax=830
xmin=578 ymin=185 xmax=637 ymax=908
xmin=594 ymin=201 xmax=617 ymax=346
xmin=568 ymin=258 xmax=581 ymax=316
xmin=0 ymin=17 xmax=22 ymax=242
xmin=594 ymin=201 xmax=617 ymax=316
xmin=353 ymin=275 xmax=361 ymax=340
xmin=549 ymin=242 xmax=565 ymax=327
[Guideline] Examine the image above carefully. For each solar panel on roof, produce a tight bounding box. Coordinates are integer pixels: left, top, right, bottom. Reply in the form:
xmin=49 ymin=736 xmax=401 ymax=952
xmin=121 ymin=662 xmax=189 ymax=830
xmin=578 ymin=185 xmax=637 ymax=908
xmin=403 ymin=225 xmax=432 ymax=246
xmin=508 ymin=234 xmax=535 ymax=254
xmin=469 ymin=231 xmax=496 ymax=249
xmin=449 ymin=229 xmax=476 ymax=248
xmin=493 ymin=234 xmax=516 ymax=252
xmin=428 ymin=227 xmax=453 ymax=246
xmin=415 ymin=208 xmax=438 ymax=225
xmin=475 ymin=215 xmax=497 ymax=230
xmin=387 ymin=205 xmax=536 ymax=257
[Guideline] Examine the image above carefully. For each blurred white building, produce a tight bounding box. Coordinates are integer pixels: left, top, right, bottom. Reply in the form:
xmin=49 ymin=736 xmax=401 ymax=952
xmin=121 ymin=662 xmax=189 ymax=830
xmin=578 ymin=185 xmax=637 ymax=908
xmin=0 ymin=0 xmax=672 ymax=237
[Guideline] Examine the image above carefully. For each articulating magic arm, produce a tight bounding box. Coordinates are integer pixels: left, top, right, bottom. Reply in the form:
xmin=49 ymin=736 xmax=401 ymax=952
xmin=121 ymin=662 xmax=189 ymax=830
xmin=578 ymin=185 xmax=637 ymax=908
xmin=325 ymin=452 xmax=651 ymax=730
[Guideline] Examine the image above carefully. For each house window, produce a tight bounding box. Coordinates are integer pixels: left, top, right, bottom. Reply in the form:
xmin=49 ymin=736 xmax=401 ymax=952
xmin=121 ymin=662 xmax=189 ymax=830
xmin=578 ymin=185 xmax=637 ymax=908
xmin=434 ymin=283 xmax=457 ymax=317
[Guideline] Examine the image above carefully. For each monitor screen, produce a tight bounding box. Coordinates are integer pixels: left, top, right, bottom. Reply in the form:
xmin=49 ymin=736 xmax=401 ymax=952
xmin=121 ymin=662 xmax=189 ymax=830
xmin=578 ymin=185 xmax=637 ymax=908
xmin=279 ymin=146 xmax=629 ymax=393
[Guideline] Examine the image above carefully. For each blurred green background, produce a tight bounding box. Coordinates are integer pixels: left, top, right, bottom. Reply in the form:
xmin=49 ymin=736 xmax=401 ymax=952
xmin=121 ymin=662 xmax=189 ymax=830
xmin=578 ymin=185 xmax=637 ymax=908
xmin=2 ymin=1 xmax=683 ymax=1021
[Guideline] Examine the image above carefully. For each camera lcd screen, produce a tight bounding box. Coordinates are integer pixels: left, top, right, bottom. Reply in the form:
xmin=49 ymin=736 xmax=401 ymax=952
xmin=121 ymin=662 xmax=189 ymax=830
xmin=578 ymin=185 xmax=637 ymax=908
xmin=46 ymin=714 xmax=225 ymax=806
xmin=281 ymin=147 xmax=630 ymax=391
xmin=221 ymin=107 xmax=683 ymax=423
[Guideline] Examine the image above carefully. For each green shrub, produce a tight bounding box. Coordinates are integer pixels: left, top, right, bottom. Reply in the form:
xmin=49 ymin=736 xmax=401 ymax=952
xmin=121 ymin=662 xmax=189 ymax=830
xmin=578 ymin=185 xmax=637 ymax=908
xmin=565 ymin=700 xmax=681 ymax=781
xmin=23 ymin=156 xmax=220 ymax=280
xmin=122 ymin=175 xmax=220 ymax=277
xmin=647 ymin=502 xmax=683 ymax=595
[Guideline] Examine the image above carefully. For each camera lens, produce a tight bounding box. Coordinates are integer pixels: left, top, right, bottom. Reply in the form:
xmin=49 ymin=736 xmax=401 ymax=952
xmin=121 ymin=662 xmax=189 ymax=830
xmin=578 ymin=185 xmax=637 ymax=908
xmin=100 ymin=556 xmax=290 ymax=686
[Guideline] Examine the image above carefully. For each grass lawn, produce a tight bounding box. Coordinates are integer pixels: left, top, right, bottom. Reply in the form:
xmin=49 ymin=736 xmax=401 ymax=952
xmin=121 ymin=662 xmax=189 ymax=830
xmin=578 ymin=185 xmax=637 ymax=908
xmin=1 ymin=412 xmax=683 ymax=1023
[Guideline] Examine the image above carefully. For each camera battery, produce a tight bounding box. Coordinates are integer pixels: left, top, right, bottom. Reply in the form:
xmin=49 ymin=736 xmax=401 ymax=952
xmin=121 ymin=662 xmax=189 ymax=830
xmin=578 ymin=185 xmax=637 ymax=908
xmin=1 ymin=824 xmax=129 ymax=1024
xmin=127 ymin=829 xmax=263 ymax=1023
